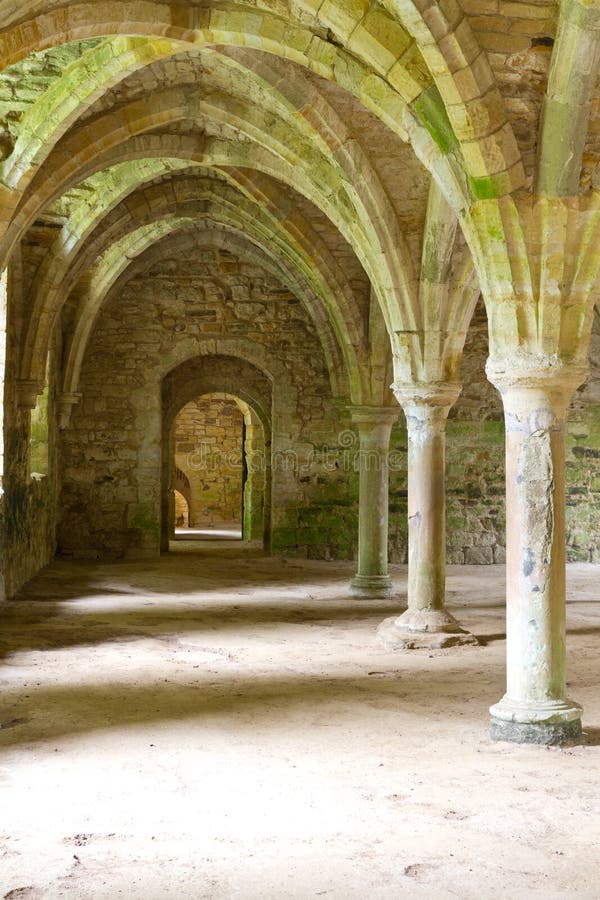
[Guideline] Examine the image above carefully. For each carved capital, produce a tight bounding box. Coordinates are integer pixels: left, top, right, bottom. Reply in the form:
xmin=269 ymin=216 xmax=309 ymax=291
xmin=392 ymin=381 xmax=462 ymax=409
xmin=347 ymin=405 xmax=399 ymax=427
xmin=486 ymin=356 xmax=588 ymax=417
xmin=392 ymin=381 xmax=461 ymax=432
xmin=16 ymin=379 xmax=44 ymax=409
xmin=346 ymin=405 xmax=398 ymax=450
xmin=57 ymin=393 xmax=82 ymax=429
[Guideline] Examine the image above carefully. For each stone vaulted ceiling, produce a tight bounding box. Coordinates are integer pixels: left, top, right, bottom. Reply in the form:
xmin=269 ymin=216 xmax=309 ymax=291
xmin=0 ymin=1 xmax=599 ymax=403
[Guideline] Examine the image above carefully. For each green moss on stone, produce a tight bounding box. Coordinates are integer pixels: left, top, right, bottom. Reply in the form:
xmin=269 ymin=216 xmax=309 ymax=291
xmin=412 ymin=85 xmax=459 ymax=155
xmin=130 ymin=504 xmax=159 ymax=539
xmin=468 ymin=174 xmax=499 ymax=200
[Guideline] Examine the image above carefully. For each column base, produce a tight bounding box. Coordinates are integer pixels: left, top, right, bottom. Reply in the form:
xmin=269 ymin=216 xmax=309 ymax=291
xmin=489 ymin=696 xmax=582 ymax=745
xmin=490 ymin=718 xmax=582 ymax=746
xmin=349 ymin=574 xmax=393 ymax=600
xmin=377 ymin=608 xmax=478 ymax=650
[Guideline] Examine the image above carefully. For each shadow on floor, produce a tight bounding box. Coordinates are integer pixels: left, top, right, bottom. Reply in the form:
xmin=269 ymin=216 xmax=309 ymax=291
xmin=0 ymin=599 xmax=406 ymax=661
xmin=583 ymin=727 xmax=600 ymax=746
xmin=0 ymin=665 xmax=499 ymax=749
xmin=474 ymin=632 xmax=506 ymax=646
xmin=35 ymin=554 xmax=359 ymax=597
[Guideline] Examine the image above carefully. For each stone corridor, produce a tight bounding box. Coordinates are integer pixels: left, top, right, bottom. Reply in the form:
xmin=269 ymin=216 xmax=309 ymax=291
xmin=1 ymin=545 xmax=600 ymax=898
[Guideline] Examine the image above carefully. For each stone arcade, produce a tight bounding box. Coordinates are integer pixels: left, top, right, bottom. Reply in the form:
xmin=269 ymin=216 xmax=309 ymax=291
xmin=0 ymin=1 xmax=599 ymax=896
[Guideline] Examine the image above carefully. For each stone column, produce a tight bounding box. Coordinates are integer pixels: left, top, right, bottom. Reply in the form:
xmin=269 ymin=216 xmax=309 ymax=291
xmin=378 ymin=383 xmax=477 ymax=649
xmin=487 ymin=362 xmax=586 ymax=745
xmin=349 ymin=406 xmax=398 ymax=599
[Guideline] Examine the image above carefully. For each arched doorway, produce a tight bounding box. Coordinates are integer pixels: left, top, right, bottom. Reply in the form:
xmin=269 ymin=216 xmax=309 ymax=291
xmin=172 ymin=392 xmax=245 ymax=538
xmin=173 ymin=488 xmax=190 ymax=529
xmin=161 ymin=356 xmax=272 ymax=551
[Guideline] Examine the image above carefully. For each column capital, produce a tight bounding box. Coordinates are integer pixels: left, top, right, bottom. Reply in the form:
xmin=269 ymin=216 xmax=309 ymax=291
xmin=57 ymin=392 xmax=82 ymax=429
xmin=347 ymin=405 xmax=399 ymax=427
xmin=392 ymin=380 xmax=462 ymax=410
xmin=486 ymin=356 xmax=588 ymax=413
xmin=16 ymin=378 xmax=44 ymax=409
xmin=392 ymin=381 xmax=461 ymax=432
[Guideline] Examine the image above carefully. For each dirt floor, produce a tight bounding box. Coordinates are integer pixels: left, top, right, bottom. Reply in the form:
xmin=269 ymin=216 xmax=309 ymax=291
xmin=0 ymin=543 xmax=599 ymax=899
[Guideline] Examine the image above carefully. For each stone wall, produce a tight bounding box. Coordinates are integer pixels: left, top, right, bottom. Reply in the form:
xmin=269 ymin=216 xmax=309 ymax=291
xmin=1 ymin=262 xmax=59 ymax=597
xmin=174 ymin=394 xmax=244 ymax=528
xmin=566 ymin=317 xmax=600 ymax=563
xmin=387 ymin=418 xmax=507 ymax=567
xmin=58 ymin=246 xmax=353 ymax=560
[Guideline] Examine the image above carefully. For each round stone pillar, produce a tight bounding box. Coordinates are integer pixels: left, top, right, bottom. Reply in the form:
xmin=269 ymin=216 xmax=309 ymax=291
xmin=378 ymin=383 xmax=477 ymax=649
xmin=487 ymin=363 xmax=586 ymax=745
xmin=349 ymin=406 xmax=398 ymax=599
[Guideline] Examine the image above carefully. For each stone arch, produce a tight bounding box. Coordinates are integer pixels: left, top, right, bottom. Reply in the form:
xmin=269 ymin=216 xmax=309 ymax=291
xmin=0 ymin=1 xmax=523 ymax=196
xmin=27 ymin=185 xmax=365 ymax=402
xmin=0 ymin=5 xmax=430 ymax=146
xmin=10 ymin=81 xmax=413 ymax=369
xmin=2 ymin=47 xmax=417 ymax=298
xmin=173 ymin=468 xmax=191 ymax=509
xmin=161 ymin=353 xmax=274 ymax=551
xmin=1 ymin=36 xmax=182 ymax=190
xmin=87 ymin=223 xmax=347 ymax=406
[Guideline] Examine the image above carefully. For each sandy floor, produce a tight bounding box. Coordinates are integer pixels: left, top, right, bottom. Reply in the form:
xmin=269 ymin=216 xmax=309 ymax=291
xmin=0 ymin=544 xmax=599 ymax=899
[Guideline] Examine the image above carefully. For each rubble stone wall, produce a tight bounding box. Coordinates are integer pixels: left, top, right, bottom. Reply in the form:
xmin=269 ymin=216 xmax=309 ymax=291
xmin=58 ymin=249 xmax=353 ymax=559
xmin=174 ymin=394 xmax=244 ymax=529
